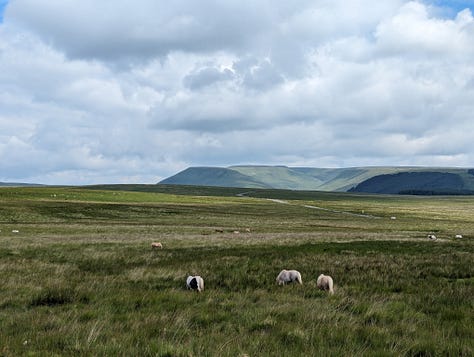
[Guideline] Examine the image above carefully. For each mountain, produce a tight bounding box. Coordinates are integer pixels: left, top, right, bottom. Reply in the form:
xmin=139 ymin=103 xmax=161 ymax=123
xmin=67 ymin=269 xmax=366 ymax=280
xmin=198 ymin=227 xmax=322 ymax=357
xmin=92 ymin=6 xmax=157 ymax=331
xmin=159 ymin=167 xmax=270 ymax=189
xmin=160 ymin=166 xmax=474 ymax=194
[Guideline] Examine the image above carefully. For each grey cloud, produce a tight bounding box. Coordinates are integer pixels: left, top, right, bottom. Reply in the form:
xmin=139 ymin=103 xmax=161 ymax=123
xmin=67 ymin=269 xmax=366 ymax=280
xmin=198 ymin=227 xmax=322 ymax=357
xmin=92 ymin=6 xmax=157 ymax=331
xmin=6 ymin=0 xmax=275 ymax=62
xmin=183 ymin=67 xmax=234 ymax=90
xmin=240 ymin=59 xmax=285 ymax=90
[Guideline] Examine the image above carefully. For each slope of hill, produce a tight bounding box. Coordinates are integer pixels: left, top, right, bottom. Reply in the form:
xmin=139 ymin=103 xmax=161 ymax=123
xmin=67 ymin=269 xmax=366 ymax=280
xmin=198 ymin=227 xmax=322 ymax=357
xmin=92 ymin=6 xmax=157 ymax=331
xmin=159 ymin=166 xmax=474 ymax=194
xmin=159 ymin=167 xmax=270 ymax=189
xmin=229 ymin=166 xmax=324 ymax=190
xmin=294 ymin=167 xmax=420 ymax=191
xmin=350 ymin=170 xmax=474 ymax=194
xmin=160 ymin=166 xmax=390 ymax=191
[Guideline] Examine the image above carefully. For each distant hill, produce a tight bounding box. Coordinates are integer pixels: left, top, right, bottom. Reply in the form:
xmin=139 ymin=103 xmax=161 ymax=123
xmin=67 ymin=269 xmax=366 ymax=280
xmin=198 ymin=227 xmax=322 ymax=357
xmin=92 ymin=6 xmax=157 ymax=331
xmin=159 ymin=167 xmax=270 ymax=189
xmin=0 ymin=182 xmax=43 ymax=187
xmin=349 ymin=171 xmax=474 ymax=195
xmin=159 ymin=165 xmax=474 ymax=194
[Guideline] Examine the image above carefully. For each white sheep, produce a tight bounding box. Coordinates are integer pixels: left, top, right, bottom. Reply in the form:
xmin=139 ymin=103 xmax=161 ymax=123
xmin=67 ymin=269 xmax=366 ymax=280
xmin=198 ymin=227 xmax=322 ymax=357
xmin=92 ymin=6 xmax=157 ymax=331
xmin=427 ymin=234 xmax=437 ymax=240
xmin=186 ymin=276 xmax=204 ymax=292
xmin=151 ymin=242 xmax=163 ymax=249
xmin=317 ymin=274 xmax=334 ymax=295
xmin=276 ymin=269 xmax=302 ymax=285
xmin=455 ymin=234 xmax=463 ymax=239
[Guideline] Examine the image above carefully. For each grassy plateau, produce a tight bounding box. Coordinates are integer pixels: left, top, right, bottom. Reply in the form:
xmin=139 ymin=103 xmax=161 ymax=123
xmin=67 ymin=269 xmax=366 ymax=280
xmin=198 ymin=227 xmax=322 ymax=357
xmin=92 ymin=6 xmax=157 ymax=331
xmin=0 ymin=185 xmax=473 ymax=356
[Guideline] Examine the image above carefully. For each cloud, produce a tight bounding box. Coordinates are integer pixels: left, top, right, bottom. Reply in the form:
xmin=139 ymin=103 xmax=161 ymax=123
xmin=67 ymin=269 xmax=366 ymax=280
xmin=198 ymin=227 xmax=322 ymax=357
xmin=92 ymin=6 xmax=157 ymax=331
xmin=1 ymin=0 xmax=474 ymax=184
xmin=5 ymin=0 xmax=275 ymax=63
xmin=375 ymin=3 xmax=474 ymax=57
xmin=183 ymin=66 xmax=234 ymax=91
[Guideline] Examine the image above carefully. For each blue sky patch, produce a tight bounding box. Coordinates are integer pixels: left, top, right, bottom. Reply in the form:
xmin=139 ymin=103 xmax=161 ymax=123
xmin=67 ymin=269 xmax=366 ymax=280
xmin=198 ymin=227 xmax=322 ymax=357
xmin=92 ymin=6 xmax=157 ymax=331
xmin=0 ymin=0 xmax=8 ymax=23
xmin=426 ymin=0 xmax=474 ymax=16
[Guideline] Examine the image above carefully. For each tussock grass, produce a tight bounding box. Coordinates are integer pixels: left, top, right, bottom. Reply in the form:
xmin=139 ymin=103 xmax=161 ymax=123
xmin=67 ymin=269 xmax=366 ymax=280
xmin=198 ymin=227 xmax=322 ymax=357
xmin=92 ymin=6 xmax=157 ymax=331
xmin=0 ymin=186 xmax=473 ymax=355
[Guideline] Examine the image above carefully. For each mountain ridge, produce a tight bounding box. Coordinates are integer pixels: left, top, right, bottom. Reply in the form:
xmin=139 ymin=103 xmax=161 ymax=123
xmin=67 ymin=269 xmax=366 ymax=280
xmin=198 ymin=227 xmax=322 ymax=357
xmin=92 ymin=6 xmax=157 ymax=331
xmin=159 ymin=165 xmax=474 ymax=194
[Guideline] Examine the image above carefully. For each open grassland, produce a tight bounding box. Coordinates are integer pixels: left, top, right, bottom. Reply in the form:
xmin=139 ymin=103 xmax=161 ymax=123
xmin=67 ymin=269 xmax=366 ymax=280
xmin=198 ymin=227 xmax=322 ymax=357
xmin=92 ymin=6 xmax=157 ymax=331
xmin=0 ymin=186 xmax=473 ymax=356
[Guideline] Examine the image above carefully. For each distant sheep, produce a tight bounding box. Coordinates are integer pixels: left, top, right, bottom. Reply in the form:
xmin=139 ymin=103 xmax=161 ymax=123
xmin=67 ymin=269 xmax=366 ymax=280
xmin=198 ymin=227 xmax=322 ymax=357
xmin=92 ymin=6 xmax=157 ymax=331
xmin=186 ymin=275 xmax=204 ymax=292
xmin=11 ymin=230 xmax=19 ymax=233
xmin=455 ymin=234 xmax=463 ymax=239
xmin=317 ymin=274 xmax=334 ymax=295
xmin=427 ymin=234 xmax=437 ymax=240
xmin=151 ymin=242 xmax=163 ymax=249
xmin=276 ymin=269 xmax=302 ymax=285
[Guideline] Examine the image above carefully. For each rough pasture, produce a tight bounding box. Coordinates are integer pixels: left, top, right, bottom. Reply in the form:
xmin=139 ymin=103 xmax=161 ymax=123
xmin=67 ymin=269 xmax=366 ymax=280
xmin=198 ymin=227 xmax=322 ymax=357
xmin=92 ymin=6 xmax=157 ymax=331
xmin=0 ymin=186 xmax=473 ymax=356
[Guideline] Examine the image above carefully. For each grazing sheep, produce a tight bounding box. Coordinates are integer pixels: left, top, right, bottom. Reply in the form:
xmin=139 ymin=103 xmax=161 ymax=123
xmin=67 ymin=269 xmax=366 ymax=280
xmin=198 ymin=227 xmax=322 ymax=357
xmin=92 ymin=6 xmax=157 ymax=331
xmin=455 ymin=234 xmax=463 ymax=239
xmin=317 ymin=274 xmax=334 ymax=295
xmin=276 ymin=269 xmax=302 ymax=285
xmin=151 ymin=242 xmax=163 ymax=249
xmin=186 ymin=275 xmax=204 ymax=292
xmin=427 ymin=234 xmax=437 ymax=240
xmin=11 ymin=230 xmax=19 ymax=233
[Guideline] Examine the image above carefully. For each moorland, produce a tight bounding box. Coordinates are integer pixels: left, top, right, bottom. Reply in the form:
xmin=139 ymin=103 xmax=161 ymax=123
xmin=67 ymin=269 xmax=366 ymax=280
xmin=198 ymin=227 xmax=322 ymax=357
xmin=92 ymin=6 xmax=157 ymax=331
xmin=0 ymin=185 xmax=473 ymax=356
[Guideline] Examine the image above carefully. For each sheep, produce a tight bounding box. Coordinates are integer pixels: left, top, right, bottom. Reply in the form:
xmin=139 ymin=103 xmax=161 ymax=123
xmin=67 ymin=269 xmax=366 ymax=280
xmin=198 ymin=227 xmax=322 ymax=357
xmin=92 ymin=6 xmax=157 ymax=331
xmin=11 ymin=230 xmax=19 ymax=233
xmin=455 ymin=234 xmax=463 ymax=239
xmin=186 ymin=275 xmax=204 ymax=292
xmin=317 ymin=274 xmax=334 ymax=295
xmin=427 ymin=234 xmax=437 ymax=240
xmin=276 ymin=269 xmax=302 ymax=285
xmin=151 ymin=242 xmax=163 ymax=249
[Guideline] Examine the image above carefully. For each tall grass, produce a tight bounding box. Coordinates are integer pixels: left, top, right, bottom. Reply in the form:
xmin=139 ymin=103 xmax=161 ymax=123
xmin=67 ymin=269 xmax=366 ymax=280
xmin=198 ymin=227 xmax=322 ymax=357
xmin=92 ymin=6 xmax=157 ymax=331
xmin=0 ymin=186 xmax=473 ymax=356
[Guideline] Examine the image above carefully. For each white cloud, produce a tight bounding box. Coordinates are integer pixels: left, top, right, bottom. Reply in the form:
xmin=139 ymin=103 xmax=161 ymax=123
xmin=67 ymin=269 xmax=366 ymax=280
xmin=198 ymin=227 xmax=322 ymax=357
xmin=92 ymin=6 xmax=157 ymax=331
xmin=0 ymin=0 xmax=473 ymax=184
xmin=375 ymin=3 xmax=474 ymax=57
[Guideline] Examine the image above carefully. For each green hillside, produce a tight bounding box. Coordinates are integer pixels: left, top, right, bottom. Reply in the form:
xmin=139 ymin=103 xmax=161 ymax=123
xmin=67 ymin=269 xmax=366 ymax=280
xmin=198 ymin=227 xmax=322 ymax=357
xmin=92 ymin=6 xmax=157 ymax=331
xmin=230 ymin=166 xmax=324 ymax=190
xmin=159 ymin=167 xmax=270 ymax=189
xmin=351 ymin=169 xmax=474 ymax=194
xmin=159 ymin=166 xmax=396 ymax=191
xmin=159 ymin=166 xmax=474 ymax=194
xmin=295 ymin=167 xmax=408 ymax=191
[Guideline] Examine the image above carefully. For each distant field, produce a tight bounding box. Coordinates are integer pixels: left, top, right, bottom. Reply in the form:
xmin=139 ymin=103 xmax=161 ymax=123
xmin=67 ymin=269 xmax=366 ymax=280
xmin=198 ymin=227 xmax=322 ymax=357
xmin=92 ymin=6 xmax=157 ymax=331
xmin=0 ymin=186 xmax=473 ymax=356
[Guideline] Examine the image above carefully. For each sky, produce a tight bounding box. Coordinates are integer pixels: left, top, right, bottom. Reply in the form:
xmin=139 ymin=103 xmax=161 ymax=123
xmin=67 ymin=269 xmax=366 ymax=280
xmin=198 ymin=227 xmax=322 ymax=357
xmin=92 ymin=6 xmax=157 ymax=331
xmin=0 ymin=1 xmax=474 ymax=185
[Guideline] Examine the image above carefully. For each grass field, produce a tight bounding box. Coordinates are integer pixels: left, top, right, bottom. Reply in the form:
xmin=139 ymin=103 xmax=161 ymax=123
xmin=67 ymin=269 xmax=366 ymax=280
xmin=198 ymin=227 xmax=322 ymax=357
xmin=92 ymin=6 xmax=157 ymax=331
xmin=0 ymin=186 xmax=473 ymax=356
